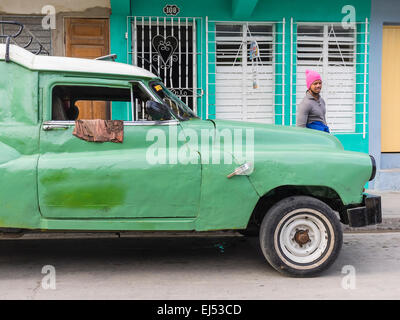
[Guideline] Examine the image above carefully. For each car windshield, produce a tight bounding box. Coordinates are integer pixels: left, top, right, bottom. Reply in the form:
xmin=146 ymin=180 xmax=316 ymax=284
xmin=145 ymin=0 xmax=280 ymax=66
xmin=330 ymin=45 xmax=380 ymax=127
xmin=149 ymin=81 xmax=198 ymax=121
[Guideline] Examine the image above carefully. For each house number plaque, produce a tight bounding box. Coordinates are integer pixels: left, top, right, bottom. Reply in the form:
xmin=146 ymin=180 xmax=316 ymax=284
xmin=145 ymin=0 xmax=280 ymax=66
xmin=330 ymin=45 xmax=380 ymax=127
xmin=163 ymin=4 xmax=180 ymax=16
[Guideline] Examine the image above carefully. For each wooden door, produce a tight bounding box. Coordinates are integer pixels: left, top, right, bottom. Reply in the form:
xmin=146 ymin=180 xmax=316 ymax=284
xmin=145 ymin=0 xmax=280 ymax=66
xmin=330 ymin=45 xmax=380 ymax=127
xmin=381 ymin=26 xmax=400 ymax=152
xmin=65 ymin=18 xmax=110 ymax=120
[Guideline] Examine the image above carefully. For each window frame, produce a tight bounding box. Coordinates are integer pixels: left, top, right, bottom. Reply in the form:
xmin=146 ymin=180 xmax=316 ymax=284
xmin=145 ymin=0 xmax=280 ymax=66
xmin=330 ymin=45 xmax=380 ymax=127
xmin=295 ymin=21 xmax=358 ymax=133
xmin=0 ymin=15 xmax=52 ymax=55
xmin=43 ymin=78 xmax=180 ymax=128
xmin=210 ymin=21 xmax=277 ymax=124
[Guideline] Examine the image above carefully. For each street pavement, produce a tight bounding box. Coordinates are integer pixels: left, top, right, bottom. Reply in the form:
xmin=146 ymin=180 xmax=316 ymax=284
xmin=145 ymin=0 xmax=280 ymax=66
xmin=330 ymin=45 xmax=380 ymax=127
xmin=0 ymin=190 xmax=399 ymax=300
xmin=0 ymin=232 xmax=399 ymax=299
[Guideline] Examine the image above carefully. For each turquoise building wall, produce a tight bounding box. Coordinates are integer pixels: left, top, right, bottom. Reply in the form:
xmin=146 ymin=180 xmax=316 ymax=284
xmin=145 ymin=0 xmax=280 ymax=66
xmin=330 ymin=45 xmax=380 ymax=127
xmin=110 ymin=0 xmax=371 ymax=154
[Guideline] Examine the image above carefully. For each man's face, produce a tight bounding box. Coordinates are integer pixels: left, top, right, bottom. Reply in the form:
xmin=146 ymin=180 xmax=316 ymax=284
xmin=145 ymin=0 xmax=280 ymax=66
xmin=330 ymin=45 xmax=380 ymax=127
xmin=310 ymin=80 xmax=322 ymax=94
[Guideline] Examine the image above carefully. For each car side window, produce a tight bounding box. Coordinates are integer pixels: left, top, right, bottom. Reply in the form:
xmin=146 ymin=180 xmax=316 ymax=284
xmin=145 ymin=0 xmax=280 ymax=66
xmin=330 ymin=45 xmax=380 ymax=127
xmin=51 ymin=83 xmax=160 ymax=122
xmin=51 ymin=85 xmax=132 ymax=121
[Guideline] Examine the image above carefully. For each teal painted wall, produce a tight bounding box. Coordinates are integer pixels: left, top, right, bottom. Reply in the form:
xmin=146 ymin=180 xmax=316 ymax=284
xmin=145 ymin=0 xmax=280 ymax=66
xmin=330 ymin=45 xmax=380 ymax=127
xmin=110 ymin=0 xmax=131 ymax=120
xmin=127 ymin=0 xmax=370 ymax=20
xmin=110 ymin=0 xmax=371 ymax=153
xmin=110 ymin=0 xmax=131 ymax=63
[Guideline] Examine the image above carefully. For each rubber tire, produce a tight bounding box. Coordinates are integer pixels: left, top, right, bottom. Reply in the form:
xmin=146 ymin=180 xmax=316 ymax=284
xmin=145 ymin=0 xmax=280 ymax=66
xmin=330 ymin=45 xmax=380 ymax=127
xmin=259 ymin=196 xmax=343 ymax=277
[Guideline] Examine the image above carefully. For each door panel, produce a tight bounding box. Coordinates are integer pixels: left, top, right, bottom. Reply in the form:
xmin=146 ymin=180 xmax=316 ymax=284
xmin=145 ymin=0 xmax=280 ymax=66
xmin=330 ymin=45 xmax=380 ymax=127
xmin=70 ymin=46 xmax=105 ymax=58
xmin=65 ymin=18 xmax=109 ymax=58
xmin=382 ymin=26 xmax=400 ymax=152
xmin=38 ymin=122 xmax=201 ymax=219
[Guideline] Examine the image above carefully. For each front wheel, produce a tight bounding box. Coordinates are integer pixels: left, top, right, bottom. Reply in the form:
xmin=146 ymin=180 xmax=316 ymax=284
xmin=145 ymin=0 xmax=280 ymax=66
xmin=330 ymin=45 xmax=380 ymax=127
xmin=259 ymin=196 xmax=343 ymax=277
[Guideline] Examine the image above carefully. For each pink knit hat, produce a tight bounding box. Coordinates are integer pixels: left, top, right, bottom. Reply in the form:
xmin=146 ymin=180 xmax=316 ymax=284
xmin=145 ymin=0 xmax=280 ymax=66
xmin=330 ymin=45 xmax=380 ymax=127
xmin=306 ymin=69 xmax=322 ymax=89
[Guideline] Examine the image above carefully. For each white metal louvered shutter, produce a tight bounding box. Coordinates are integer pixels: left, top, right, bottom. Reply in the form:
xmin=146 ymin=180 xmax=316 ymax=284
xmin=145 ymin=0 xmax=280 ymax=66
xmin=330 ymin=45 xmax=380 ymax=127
xmin=295 ymin=23 xmax=356 ymax=132
xmin=213 ymin=23 xmax=275 ymax=123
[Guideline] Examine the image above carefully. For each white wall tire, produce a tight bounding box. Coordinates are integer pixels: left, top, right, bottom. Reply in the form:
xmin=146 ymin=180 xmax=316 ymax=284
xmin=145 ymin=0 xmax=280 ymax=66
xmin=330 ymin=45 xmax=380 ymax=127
xmin=259 ymin=196 xmax=343 ymax=277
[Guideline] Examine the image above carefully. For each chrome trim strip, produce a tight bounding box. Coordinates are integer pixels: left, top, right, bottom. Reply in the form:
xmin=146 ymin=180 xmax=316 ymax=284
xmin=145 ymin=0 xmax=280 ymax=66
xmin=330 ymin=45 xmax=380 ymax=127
xmin=124 ymin=120 xmax=179 ymax=126
xmin=42 ymin=120 xmax=180 ymax=127
xmin=43 ymin=121 xmax=75 ymax=126
xmin=42 ymin=124 xmax=70 ymax=131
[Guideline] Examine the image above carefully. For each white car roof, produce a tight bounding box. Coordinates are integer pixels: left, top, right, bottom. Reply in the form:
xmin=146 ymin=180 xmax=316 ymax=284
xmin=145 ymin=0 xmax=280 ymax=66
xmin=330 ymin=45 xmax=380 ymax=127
xmin=0 ymin=44 xmax=158 ymax=79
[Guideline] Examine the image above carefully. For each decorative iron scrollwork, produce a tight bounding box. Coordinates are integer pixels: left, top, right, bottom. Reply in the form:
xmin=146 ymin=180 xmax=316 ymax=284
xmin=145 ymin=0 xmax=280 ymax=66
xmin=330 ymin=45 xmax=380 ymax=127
xmin=170 ymin=88 xmax=202 ymax=98
xmin=151 ymin=34 xmax=178 ymax=70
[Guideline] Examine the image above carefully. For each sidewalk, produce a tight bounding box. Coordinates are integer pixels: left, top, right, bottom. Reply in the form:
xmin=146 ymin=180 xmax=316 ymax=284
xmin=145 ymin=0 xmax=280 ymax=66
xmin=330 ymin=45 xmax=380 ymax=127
xmin=344 ymin=190 xmax=400 ymax=232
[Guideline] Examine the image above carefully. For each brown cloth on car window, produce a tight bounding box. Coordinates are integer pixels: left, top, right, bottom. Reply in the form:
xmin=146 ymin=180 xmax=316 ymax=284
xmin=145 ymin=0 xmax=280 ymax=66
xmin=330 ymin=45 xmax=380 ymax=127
xmin=72 ymin=120 xmax=124 ymax=143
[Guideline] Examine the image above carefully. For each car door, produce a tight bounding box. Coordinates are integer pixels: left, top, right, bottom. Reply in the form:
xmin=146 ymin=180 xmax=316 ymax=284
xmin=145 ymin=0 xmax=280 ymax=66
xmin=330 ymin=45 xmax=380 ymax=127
xmin=37 ymin=77 xmax=201 ymax=219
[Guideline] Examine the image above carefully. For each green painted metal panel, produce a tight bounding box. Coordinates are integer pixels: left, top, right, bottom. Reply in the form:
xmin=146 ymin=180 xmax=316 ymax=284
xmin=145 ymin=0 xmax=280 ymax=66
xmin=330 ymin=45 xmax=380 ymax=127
xmin=210 ymin=119 xmax=370 ymax=205
xmin=0 ymin=63 xmax=41 ymax=229
xmin=179 ymin=119 xmax=260 ymax=231
xmin=38 ymin=124 xmax=201 ymax=219
xmin=0 ymin=63 xmax=39 ymax=124
xmin=38 ymin=74 xmax=201 ymax=220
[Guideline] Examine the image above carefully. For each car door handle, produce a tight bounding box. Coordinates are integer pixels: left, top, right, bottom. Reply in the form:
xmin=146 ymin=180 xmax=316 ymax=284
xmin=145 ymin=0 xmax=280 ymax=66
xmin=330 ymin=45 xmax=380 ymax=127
xmin=42 ymin=124 xmax=70 ymax=131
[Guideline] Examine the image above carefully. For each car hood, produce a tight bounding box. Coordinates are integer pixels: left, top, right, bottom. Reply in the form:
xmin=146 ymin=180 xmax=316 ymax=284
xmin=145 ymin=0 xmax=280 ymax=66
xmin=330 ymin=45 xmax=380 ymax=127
xmin=210 ymin=119 xmax=344 ymax=151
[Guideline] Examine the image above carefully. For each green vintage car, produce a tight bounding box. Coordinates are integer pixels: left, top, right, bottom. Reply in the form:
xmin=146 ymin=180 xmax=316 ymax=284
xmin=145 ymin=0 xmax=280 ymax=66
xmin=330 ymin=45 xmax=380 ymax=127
xmin=0 ymin=42 xmax=381 ymax=277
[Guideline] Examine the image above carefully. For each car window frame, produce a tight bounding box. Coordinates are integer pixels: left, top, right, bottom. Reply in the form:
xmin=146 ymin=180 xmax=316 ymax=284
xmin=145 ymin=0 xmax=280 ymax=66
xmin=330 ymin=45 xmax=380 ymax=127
xmin=42 ymin=78 xmax=180 ymax=129
xmin=126 ymin=80 xmax=179 ymax=125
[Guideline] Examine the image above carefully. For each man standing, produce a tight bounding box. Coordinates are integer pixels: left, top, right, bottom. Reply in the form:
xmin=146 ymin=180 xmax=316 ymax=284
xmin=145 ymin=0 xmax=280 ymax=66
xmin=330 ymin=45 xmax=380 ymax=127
xmin=296 ymin=69 xmax=330 ymax=133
